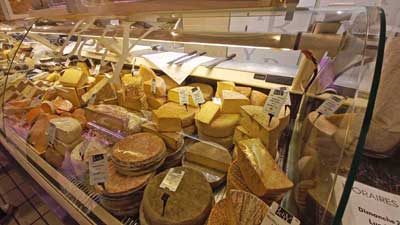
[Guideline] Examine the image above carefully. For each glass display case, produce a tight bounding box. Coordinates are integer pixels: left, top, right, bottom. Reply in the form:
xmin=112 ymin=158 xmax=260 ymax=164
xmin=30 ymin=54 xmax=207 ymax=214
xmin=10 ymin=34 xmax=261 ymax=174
xmin=0 ymin=4 xmax=386 ymax=225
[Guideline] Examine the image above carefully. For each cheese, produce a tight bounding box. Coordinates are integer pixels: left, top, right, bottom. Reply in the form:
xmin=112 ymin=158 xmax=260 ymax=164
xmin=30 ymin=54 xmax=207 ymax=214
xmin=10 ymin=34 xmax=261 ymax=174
xmin=26 ymin=107 xmax=43 ymax=125
xmin=50 ymin=117 xmax=82 ymax=144
xmin=124 ymin=95 xmax=148 ymax=111
xmin=234 ymin=86 xmax=252 ymax=97
xmin=250 ymin=90 xmax=268 ymax=106
xmin=53 ymin=136 xmax=82 ymax=155
xmin=152 ymin=109 xmax=182 ymax=132
xmin=146 ymin=95 xmax=167 ymax=109
xmin=121 ymin=73 xmax=144 ymax=97
xmin=216 ymin=81 xmax=235 ymax=98
xmin=141 ymin=122 xmax=184 ymax=150
xmin=46 ymin=72 xmax=60 ymax=82
xmin=188 ymin=83 xmax=214 ymax=101
xmin=53 ymin=97 xmax=74 ymax=112
xmin=76 ymin=62 xmax=90 ymax=76
xmin=221 ymin=90 xmax=250 ymax=114
xmin=160 ymin=75 xmax=179 ymax=90
xmin=183 ymin=124 xmax=196 ymax=135
xmin=157 ymin=102 xmax=197 ymax=127
xmin=168 ymin=86 xmax=199 ymax=107
xmin=195 ymin=101 xmax=220 ymax=124
xmin=198 ymin=131 xmax=234 ymax=149
xmin=233 ymin=125 xmax=251 ymax=144
xmin=277 ymin=107 xmax=290 ymax=132
xmin=144 ymin=76 xmax=167 ymax=97
xmin=72 ymin=108 xmax=87 ymax=128
xmin=28 ymin=114 xmax=57 ymax=155
xmin=138 ymin=64 xmax=157 ymax=82
xmin=59 ymin=68 xmax=88 ymax=88
xmin=41 ymin=101 xmax=55 ymax=114
xmin=196 ymin=113 xmax=240 ymax=138
xmin=56 ymin=87 xmax=81 ymax=107
xmin=45 ymin=147 xmax=64 ymax=169
xmin=185 ymin=142 xmax=231 ymax=172
xmin=237 ymin=138 xmax=293 ymax=196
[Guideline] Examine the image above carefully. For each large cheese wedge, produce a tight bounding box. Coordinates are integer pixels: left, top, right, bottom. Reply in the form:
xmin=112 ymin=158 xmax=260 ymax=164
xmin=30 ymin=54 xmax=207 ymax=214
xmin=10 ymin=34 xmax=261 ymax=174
xmin=196 ymin=113 xmax=240 ymax=138
xmin=233 ymin=125 xmax=251 ymax=144
xmin=160 ymin=75 xmax=179 ymax=90
xmin=185 ymin=142 xmax=232 ymax=173
xmin=221 ymin=90 xmax=250 ymax=114
xmin=250 ymin=90 xmax=268 ymax=106
xmin=157 ymin=102 xmax=197 ymax=127
xmin=188 ymin=83 xmax=214 ymax=101
xmin=144 ymin=76 xmax=167 ymax=97
xmin=152 ymin=109 xmax=181 ymax=132
xmin=121 ymin=73 xmax=144 ymax=97
xmin=237 ymin=138 xmax=293 ymax=196
xmin=195 ymin=101 xmax=220 ymax=124
xmin=50 ymin=117 xmax=82 ymax=144
xmin=141 ymin=122 xmax=184 ymax=150
xmin=28 ymin=114 xmax=57 ymax=154
xmin=198 ymin=131 xmax=234 ymax=149
xmin=168 ymin=86 xmax=200 ymax=107
xmin=234 ymin=86 xmax=252 ymax=98
xmin=216 ymin=81 xmax=235 ymax=98
xmin=138 ymin=64 xmax=157 ymax=82
xmin=146 ymin=95 xmax=167 ymax=109
xmin=60 ymin=68 xmax=88 ymax=88
xmin=56 ymin=87 xmax=81 ymax=107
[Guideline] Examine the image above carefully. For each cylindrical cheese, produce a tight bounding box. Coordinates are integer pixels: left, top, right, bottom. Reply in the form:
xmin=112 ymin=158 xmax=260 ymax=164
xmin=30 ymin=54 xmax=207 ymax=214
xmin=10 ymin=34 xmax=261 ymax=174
xmin=198 ymin=131 xmax=234 ymax=149
xmin=195 ymin=113 xmax=240 ymax=138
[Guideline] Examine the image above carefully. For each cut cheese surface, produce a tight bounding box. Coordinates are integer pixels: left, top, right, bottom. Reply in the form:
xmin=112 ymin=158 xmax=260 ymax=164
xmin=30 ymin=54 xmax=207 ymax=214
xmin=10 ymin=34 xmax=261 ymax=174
xmin=121 ymin=73 xmax=144 ymax=97
xmin=152 ymin=109 xmax=182 ymax=132
xmin=60 ymin=68 xmax=88 ymax=88
xmin=144 ymin=76 xmax=167 ymax=97
xmin=50 ymin=117 xmax=82 ymax=144
xmin=156 ymin=102 xmax=197 ymax=127
xmin=188 ymin=83 xmax=214 ymax=101
xmin=168 ymin=86 xmax=199 ymax=107
xmin=237 ymin=138 xmax=293 ymax=196
xmin=196 ymin=113 xmax=240 ymax=138
xmin=216 ymin=81 xmax=235 ymax=98
xmin=250 ymin=90 xmax=268 ymax=106
xmin=185 ymin=142 xmax=232 ymax=172
xmin=138 ymin=64 xmax=157 ymax=82
xmin=221 ymin=90 xmax=250 ymax=114
xmin=146 ymin=95 xmax=167 ymax=109
xmin=141 ymin=122 xmax=184 ymax=150
xmin=234 ymin=86 xmax=252 ymax=97
xmin=160 ymin=75 xmax=179 ymax=90
xmin=195 ymin=101 xmax=220 ymax=124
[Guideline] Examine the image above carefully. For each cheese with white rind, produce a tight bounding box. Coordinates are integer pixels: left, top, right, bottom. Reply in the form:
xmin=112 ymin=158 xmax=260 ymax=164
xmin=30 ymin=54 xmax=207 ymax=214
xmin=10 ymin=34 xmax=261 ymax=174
xmin=221 ymin=90 xmax=250 ymax=114
xmin=168 ymin=86 xmax=202 ymax=107
xmin=196 ymin=113 xmax=240 ymax=138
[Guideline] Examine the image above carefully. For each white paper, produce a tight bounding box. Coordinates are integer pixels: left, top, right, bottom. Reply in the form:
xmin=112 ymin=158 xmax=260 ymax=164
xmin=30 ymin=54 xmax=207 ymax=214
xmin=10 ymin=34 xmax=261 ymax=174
xmin=263 ymin=89 xmax=288 ymax=116
xmin=89 ymin=153 xmax=108 ymax=185
xmin=19 ymin=53 xmax=26 ymax=61
xmin=179 ymin=88 xmax=189 ymax=106
xmin=142 ymin=52 xmax=214 ymax=84
xmin=212 ymin=97 xmax=222 ymax=105
xmin=317 ymin=95 xmax=345 ymax=116
xmin=261 ymin=202 xmax=300 ymax=225
xmin=191 ymin=87 xmax=205 ymax=105
xmin=47 ymin=123 xmax=56 ymax=146
xmin=160 ymin=168 xmax=185 ymax=192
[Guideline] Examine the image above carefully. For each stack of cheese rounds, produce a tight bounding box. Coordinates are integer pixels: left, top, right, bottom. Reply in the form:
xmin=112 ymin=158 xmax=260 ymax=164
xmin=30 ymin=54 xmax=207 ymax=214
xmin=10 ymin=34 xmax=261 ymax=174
xmin=140 ymin=167 xmax=213 ymax=225
xmin=111 ymin=132 xmax=167 ymax=176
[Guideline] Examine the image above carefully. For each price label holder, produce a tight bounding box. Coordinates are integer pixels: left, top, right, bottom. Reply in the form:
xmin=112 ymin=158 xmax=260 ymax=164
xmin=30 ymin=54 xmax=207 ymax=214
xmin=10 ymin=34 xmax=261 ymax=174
xmin=89 ymin=58 xmax=95 ymax=67
xmin=151 ymin=78 xmax=157 ymax=95
xmin=89 ymin=152 xmax=108 ymax=186
xmin=160 ymin=168 xmax=185 ymax=192
xmin=131 ymin=57 xmax=137 ymax=76
xmin=47 ymin=123 xmax=56 ymax=146
xmin=316 ymin=95 xmax=345 ymax=116
xmin=94 ymin=64 xmax=101 ymax=76
xmin=191 ymin=87 xmax=205 ymax=106
xmin=261 ymin=202 xmax=300 ymax=225
xmin=263 ymin=89 xmax=288 ymax=126
xmin=179 ymin=88 xmax=189 ymax=111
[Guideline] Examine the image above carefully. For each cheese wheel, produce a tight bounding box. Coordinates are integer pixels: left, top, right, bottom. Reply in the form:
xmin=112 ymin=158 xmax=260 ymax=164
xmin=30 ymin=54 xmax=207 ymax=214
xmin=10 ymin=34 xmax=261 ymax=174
xmin=250 ymin=90 xmax=268 ymax=106
xmin=185 ymin=142 xmax=231 ymax=173
xmin=188 ymin=83 xmax=213 ymax=101
xmin=198 ymin=131 xmax=234 ymax=149
xmin=183 ymin=124 xmax=196 ymax=135
xmin=147 ymin=95 xmax=167 ymax=109
xmin=196 ymin=113 xmax=240 ymax=138
xmin=221 ymin=90 xmax=250 ymax=114
xmin=194 ymin=101 xmax=220 ymax=124
xmin=141 ymin=122 xmax=184 ymax=151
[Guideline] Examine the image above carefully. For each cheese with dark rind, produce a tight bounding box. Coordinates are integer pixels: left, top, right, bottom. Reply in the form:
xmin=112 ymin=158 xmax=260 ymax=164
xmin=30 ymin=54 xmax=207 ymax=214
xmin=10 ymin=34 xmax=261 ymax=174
xmin=141 ymin=167 xmax=213 ymax=225
xmin=185 ymin=142 xmax=232 ymax=173
xmin=195 ymin=113 xmax=240 ymax=138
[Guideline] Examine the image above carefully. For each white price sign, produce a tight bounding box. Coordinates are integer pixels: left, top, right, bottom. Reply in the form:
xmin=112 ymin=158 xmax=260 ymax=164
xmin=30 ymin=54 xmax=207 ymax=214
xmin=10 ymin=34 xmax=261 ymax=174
xmin=263 ymin=89 xmax=288 ymax=116
xmin=89 ymin=153 xmax=108 ymax=185
xmin=261 ymin=202 xmax=300 ymax=225
xmin=94 ymin=64 xmax=101 ymax=75
xmin=317 ymin=95 xmax=345 ymax=116
xmin=151 ymin=79 xmax=157 ymax=95
xmin=179 ymin=88 xmax=189 ymax=106
xmin=160 ymin=168 xmax=185 ymax=192
xmin=191 ymin=87 xmax=205 ymax=105
xmin=47 ymin=123 xmax=56 ymax=146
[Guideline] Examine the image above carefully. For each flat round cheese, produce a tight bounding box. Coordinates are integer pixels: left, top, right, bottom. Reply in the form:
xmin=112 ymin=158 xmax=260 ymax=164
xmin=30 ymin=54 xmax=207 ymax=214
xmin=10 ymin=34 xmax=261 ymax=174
xmin=195 ymin=114 xmax=240 ymax=138
xmin=141 ymin=167 xmax=213 ymax=225
xmin=198 ymin=131 xmax=234 ymax=149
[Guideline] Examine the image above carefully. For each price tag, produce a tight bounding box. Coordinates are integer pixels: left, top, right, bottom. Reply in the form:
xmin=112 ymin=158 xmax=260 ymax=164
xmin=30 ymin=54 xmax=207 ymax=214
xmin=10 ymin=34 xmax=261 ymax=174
xmin=65 ymin=58 xmax=71 ymax=67
xmin=94 ymin=64 xmax=101 ymax=75
xmin=88 ymin=94 xmax=96 ymax=106
xmin=263 ymin=89 xmax=288 ymax=116
xmin=261 ymin=202 xmax=300 ymax=225
xmin=191 ymin=87 xmax=205 ymax=105
xmin=88 ymin=59 xmax=95 ymax=67
xmin=151 ymin=79 xmax=157 ymax=95
xmin=280 ymin=87 xmax=291 ymax=106
xmin=131 ymin=58 xmax=137 ymax=76
xmin=212 ymin=97 xmax=222 ymax=105
xmin=179 ymin=88 xmax=189 ymax=106
xmin=316 ymin=95 xmax=345 ymax=116
xmin=19 ymin=53 xmax=26 ymax=61
xmin=160 ymin=168 xmax=185 ymax=192
xmin=89 ymin=153 xmax=108 ymax=185
xmin=110 ymin=20 xmax=120 ymax=26
xmin=47 ymin=123 xmax=56 ymax=146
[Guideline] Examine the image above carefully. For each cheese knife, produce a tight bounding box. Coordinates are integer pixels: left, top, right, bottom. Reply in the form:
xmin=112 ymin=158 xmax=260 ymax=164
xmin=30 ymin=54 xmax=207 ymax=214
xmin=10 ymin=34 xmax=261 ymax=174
xmin=166 ymin=50 xmax=197 ymax=64
xmin=174 ymin=51 xmax=207 ymax=66
xmin=205 ymin=53 xmax=236 ymax=69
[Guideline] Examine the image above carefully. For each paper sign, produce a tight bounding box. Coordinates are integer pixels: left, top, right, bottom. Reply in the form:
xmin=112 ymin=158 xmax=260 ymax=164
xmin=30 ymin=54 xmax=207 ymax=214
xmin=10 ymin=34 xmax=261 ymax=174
xmin=0 ymin=42 xmax=3 ymax=49
xmin=47 ymin=123 xmax=56 ymax=146
xmin=89 ymin=153 xmax=108 ymax=185
xmin=179 ymin=88 xmax=189 ymax=106
xmin=212 ymin=97 xmax=222 ymax=105
xmin=263 ymin=89 xmax=288 ymax=116
xmin=191 ymin=87 xmax=205 ymax=105
xmin=261 ymin=202 xmax=300 ymax=225
xmin=151 ymin=79 xmax=157 ymax=95
xmin=94 ymin=64 xmax=101 ymax=75
xmin=317 ymin=95 xmax=345 ymax=116
xmin=160 ymin=168 xmax=185 ymax=192
xmin=280 ymin=87 xmax=291 ymax=106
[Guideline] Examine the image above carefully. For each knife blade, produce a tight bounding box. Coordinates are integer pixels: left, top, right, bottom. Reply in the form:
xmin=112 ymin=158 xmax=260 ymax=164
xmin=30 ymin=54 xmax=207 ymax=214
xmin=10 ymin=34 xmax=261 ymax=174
xmin=166 ymin=50 xmax=197 ymax=65
xmin=205 ymin=53 xmax=236 ymax=69
xmin=175 ymin=51 xmax=207 ymax=65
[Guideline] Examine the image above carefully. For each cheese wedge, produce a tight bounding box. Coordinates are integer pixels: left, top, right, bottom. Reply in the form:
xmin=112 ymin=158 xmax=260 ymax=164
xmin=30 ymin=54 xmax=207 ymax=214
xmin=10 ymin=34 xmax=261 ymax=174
xmin=198 ymin=131 xmax=234 ymax=149
xmin=237 ymin=138 xmax=293 ymax=196
xmin=147 ymin=95 xmax=167 ymax=109
xmin=196 ymin=113 xmax=240 ymax=138
xmin=60 ymin=68 xmax=88 ymax=88
xmin=234 ymin=86 xmax=252 ymax=97
xmin=195 ymin=101 xmax=220 ymax=124
xmin=46 ymin=72 xmax=60 ymax=82
xmin=185 ymin=142 xmax=232 ymax=172
xmin=160 ymin=75 xmax=179 ymax=90
xmin=121 ymin=73 xmax=144 ymax=97
xmin=76 ymin=62 xmax=90 ymax=76
xmin=152 ymin=109 xmax=182 ymax=132
xmin=216 ymin=81 xmax=235 ymax=97
xmin=221 ymin=90 xmax=250 ymax=114
xmin=233 ymin=125 xmax=251 ymax=144
xmin=250 ymin=90 xmax=268 ymax=106
xmin=188 ymin=83 xmax=214 ymax=101
xmin=141 ymin=122 xmax=184 ymax=150
xmin=138 ymin=64 xmax=157 ymax=82
xmin=183 ymin=124 xmax=196 ymax=135
xmin=168 ymin=86 xmax=199 ymax=107
xmin=50 ymin=117 xmax=82 ymax=144
xmin=144 ymin=76 xmax=167 ymax=97
xmin=124 ymin=95 xmax=148 ymax=111
xmin=56 ymin=87 xmax=81 ymax=107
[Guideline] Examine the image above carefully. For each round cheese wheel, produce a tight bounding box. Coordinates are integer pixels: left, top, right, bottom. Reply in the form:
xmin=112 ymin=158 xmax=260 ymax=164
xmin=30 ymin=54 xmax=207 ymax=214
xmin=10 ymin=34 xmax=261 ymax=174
xmin=198 ymin=131 xmax=234 ymax=149
xmin=195 ymin=114 xmax=240 ymax=138
xmin=188 ymin=83 xmax=213 ymax=101
xmin=141 ymin=167 xmax=213 ymax=225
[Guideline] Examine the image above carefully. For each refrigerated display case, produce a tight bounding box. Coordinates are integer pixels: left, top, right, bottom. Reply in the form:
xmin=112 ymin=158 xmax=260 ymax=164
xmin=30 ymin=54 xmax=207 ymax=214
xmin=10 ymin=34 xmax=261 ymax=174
xmin=0 ymin=4 xmax=386 ymax=225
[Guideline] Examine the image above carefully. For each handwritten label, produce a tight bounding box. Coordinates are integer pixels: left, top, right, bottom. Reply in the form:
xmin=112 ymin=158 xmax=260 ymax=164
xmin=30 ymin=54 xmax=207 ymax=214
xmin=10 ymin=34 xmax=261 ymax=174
xmin=261 ymin=202 xmax=300 ymax=225
xmin=151 ymin=79 xmax=157 ymax=95
xmin=317 ymin=95 xmax=345 ymax=116
xmin=160 ymin=168 xmax=185 ymax=192
xmin=179 ymin=88 xmax=189 ymax=106
xmin=263 ymin=89 xmax=288 ymax=116
xmin=191 ymin=87 xmax=205 ymax=105
xmin=47 ymin=123 xmax=56 ymax=146
xmin=89 ymin=153 xmax=108 ymax=185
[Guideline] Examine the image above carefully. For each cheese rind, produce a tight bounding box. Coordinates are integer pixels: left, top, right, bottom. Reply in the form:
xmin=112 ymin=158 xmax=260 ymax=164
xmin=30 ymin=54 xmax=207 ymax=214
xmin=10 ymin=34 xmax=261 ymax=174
xmin=221 ymin=90 xmax=250 ymax=114
xmin=216 ymin=81 xmax=235 ymax=98
xmin=195 ymin=101 xmax=220 ymax=124
xmin=196 ymin=113 xmax=240 ymax=138
xmin=198 ymin=130 xmax=234 ymax=149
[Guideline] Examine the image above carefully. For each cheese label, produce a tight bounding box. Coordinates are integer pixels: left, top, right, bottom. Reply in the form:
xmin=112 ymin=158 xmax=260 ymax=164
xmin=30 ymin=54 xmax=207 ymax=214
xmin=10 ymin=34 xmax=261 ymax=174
xmin=94 ymin=64 xmax=101 ymax=76
xmin=261 ymin=202 xmax=300 ymax=225
xmin=263 ymin=89 xmax=288 ymax=116
xmin=47 ymin=123 xmax=56 ymax=146
xmin=19 ymin=53 xmax=26 ymax=61
xmin=131 ymin=58 xmax=137 ymax=76
xmin=151 ymin=78 xmax=157 ymax=95
xmin=89 ymin=153 xmax=108 ymax=185
xmin=191 ymin=87 xmax=205 ymax=105
xmin=160 ymin=168 xmax=185 ymax=192
xmin=280 ymin=87 xmax=291 ymax=106
xmin=179 ymin=88 xmax=189 ymax=106
xmin=212 ymin=97 xmax=222 ymax=105
xmin=89 ymin=58 xmax=95 ymax=67
xmin=317 ymin=95 xmax=345 ymax=116
xmin=65 ymin=58 xmax=71 ymax=67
